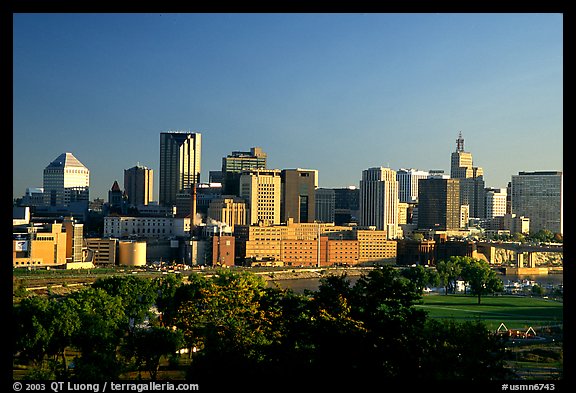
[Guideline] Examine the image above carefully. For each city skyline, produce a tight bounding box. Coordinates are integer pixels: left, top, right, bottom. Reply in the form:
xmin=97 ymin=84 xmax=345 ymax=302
xmin=13 ymin=13 xmax=563 ymax=200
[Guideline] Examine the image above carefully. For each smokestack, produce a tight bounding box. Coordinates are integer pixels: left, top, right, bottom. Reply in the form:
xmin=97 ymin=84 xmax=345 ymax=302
xmin=190 ymin=184 xmax=197 ymax=233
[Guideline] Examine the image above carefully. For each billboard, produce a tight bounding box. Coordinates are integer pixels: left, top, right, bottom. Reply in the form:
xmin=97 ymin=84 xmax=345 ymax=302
xmin=14 ymin=240 xmax=28 ymax=252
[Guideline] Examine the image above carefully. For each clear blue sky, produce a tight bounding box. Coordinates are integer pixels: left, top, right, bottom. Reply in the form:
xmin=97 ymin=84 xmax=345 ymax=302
xmin=13 ymin=13 xmax=563 ymax=201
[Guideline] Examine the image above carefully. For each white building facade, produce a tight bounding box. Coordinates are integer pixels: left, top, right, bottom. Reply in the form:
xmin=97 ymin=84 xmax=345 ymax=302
xmin=485 ymin=187 xmax=507 ymax=219
xmin=396 ymin=168 xmax=429 ymax=203
xmin=104 ymin=216 xmax=191 ymax=239
xmin=43 ymin=152 xmax=90 ymax=206
xmin=359 ymin=167 xmax=399 ymax=239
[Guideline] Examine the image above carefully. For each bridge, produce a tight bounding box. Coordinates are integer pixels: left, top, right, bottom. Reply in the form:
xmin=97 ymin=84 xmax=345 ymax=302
xmin=477 ymin=241 xmax=562 ymax=269
xmin=478 ymin=241 xmax=562 ymax=253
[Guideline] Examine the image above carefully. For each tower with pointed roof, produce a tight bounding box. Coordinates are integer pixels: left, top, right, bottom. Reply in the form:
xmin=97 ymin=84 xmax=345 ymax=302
xmin=43 ymin=152 xmax=90 ymax=207
xmin=108 ymin=180 xmax=127 ymax=214
xmin=449 ymin=133 xmax=485 ymax=219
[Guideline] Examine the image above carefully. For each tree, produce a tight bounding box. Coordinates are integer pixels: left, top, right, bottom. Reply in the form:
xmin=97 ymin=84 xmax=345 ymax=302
xmin=531 ymin=284 xmax=545 ymax=297
xmin=436 ymin=257 xmax=463 ymax=295
xmin=400 ymin=265 xmax=440 ymax=293
xmin=420 ymin=319 xmax=513 ymax=380
xmin=46 ymin=297 xmax=81 ymax=378
xmin=351 ymin=267 xmax=428 ymax=378
xmin=13 ymin=296 xmax=53 ymax=368
xmin=67 ymin=287 xmax=127 ymax=379
xmin=174 ymin=270 xmax=277 ymax=380
xmin=512 ymin=232 xmax=526 ymax=242
xmin=153 ymin=273 xmax=184 ymax=322
xmin=92 ymin=275 xmax=158 ymax=331
xmin=413 ymin=232 xmax=424 ymax=241
xmin=124 ymin=326 xmax=184 ymax=380
xmin=459 ymin=258 xmax=504 ymax=304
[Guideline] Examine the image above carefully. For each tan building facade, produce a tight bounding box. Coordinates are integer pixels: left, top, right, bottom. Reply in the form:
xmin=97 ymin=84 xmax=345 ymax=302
xmin=355 ymin=229 xmax=397 ymax=264
xmin=85 ymin=238 xmax=118 ymax=265
xmin=207 ymin=197 xmax=247 ymax=230
xmin=281 ymin=168 xmax=317 ymax=223
xmin=13 ymin=223 xmax=68 ymax=268
xmin=235 ymin=220 xmax=395 ymax=266
xmin=240 ymin=169 xmax=282 ymax=226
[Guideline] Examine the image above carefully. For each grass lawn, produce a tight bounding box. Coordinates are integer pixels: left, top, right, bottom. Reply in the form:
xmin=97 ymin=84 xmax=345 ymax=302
xmin=415 ymin=294 xmax=563 ymax=331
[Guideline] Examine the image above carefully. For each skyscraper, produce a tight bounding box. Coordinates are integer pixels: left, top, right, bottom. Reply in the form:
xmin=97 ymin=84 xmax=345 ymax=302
xmin=418 ymin=177 xmax=461 ymax=231
xmin=43 ymin=152 xmax=90 ymax=207
xmin=334 ymin=186 xmax=360 ymax=225
xmin=359 ymin=167 xmax=399 ymax=238
xmin=281 ymin=168 xmax=317 ymax=223
xmin=221 ymin=147 xmax=267 ymax=196
xmin=124 ymin=165 xmax=154 ymax=206
xmin=315 ymin=188 xmax=335 ymax=224
xmin=511 ymin=171 xmax=563 ymax=234
xmin=159 ymin=131 xmax=201 ymax=207
xmin=396 ymin=168 xmax=429 ymax=203
xmin=449 ymin=132 xmax=485 ymax=218
xmin=239 ymin=169 xmax=281 ymax=225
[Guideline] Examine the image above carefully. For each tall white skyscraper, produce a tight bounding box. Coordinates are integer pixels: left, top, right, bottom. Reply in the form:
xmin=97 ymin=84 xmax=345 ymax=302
xmin=396 ymin=168 xmax=429 ymax=203
xmin=359 ymin=167 xmax=399 ymax=239
xmin=43 ymin=152 xmax=90 ymax=207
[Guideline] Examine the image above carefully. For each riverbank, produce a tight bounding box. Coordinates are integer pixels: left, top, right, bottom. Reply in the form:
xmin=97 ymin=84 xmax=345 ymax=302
xmin=253 ymin=266 xmax=375 ymax=281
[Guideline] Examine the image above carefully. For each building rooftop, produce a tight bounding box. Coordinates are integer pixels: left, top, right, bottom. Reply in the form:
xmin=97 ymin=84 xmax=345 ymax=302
xmin=46 ymin=152 xmax=87 ymax=169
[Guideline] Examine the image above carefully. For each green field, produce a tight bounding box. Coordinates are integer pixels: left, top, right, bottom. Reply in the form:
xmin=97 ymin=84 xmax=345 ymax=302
xmin=415 ymin=294 xmax=563 ymax=331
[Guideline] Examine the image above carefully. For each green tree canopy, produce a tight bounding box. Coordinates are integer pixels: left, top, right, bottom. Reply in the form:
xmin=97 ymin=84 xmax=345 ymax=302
xmin=459 ymin=257 xmax=504 ymax=304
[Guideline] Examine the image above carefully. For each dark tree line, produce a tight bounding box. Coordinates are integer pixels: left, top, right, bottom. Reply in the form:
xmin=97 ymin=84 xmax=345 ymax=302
xmin=13 ymin=267 xmax=514 ymax=389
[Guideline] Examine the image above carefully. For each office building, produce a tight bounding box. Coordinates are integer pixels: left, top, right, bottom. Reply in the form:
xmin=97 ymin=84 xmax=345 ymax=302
xmin=124 ymin=165 xmax=154 ymax=206
xmin=103 ymin=215 xmax=191 ymax=239
xmin=159 ymin=131 xmax=201 ymax=207
xmin=315 ymin=188 xmax=336 ymax=223
xmin=85 ymin=238 xmax=118 ymax=265
xmin=397 ymin=168 xmax=429 ymax=203
xmin=196 ymin=183 xmax=223 ymax=217
xmin=428 ymin=169 xmax=450 ymax=179
xmin=450 ymin=132 xmax=483 ymax=179
xmin=13 ymin=218 xmax=91 ymax=269
xmin=20 ymin=187 xmax=45 ymax=208
xmin=418 ymin=177 xmax=461 ymax=231
xmin=449 ymin=132 xmax=485 ymax=218
xmin=43 ymin=152 xmax=90 ymax=207
xmin=511 ymin=171 xmax=563 ymax=234
xmin=281 ymin=168 xmax=317 ymax=223
xmin=222 ymin=147 xmax=267 ymax=196
xmin=359 ymin=167 xmax=399 ymax=238
xmin=239 ymin=169 xmax=281 ymax=225
xmin=334 ymin=186 xmax=360 ymax=225
xmin=13 ymin=223 xmax=67 ymax=268
xmin=207 ymin=196 xmax=247 ymax=230
xmin=234 ymin=220 xmax=393 ymax=266
xmin=485 ymin=187 xmax=507 ymax=219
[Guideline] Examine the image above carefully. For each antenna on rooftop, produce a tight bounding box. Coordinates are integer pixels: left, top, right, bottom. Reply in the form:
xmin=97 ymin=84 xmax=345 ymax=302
xmin=456 ymin=131 xmax=464 ymax=152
